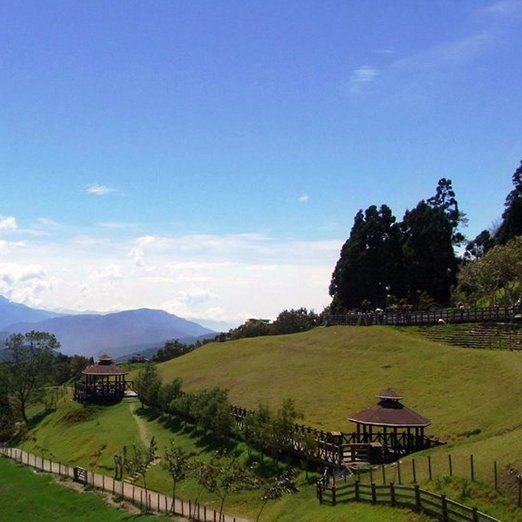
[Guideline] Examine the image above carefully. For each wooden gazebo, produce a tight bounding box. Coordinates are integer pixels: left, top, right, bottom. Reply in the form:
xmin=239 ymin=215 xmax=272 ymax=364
xmin=348 ymin=389 xmax=432 ymax=460
xmin=74 ymin=354 xmax=132 ymax=402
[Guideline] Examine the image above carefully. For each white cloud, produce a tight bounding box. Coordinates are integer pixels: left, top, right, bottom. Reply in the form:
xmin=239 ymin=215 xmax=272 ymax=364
xmin=299 ymin=193 xmax=310 ymax=203
xmin=0 ymin=240 xmax=25 ymax=254
xmin=37 ymin=217 xmax=61 ymax=227
xmin=86 ymin=184 xmax=117 ymax=196
xmin=348 ymin=66 xmax=380 ymax=94
xmin=90 ymin=264 xmax=122 ymax=280
xmin=0 ymin=231 xmax=341 ymax=322
xmin=0 ymin=216 xmax=17 ymax=231
xmin=478 ymin=0 xmax=522 ymax=18
xmin=99 ymin=221 xmax=134 ymax=229
xmin=0 ymin=262 xmax=50 ymax=306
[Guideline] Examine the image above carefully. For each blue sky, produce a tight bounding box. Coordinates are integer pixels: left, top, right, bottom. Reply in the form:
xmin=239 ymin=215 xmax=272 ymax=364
xmin=0 ymin=0 xmax=521 ymax=325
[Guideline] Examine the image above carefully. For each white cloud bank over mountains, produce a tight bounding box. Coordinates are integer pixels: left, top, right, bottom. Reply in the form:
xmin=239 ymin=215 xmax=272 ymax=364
xmin=0 ymin=225 xmax=341 ymax=324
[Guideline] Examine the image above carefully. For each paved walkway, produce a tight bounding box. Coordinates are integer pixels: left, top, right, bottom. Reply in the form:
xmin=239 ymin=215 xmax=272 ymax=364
xmin=0 ymin=446 xmax=252 ymax=522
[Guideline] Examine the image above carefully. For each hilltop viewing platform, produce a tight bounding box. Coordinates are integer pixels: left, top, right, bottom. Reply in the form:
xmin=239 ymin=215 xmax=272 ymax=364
xmin=73 ymin=355 xmax=133 ymax=403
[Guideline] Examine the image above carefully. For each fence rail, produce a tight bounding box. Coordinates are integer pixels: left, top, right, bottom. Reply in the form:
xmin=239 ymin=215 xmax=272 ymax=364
xmin=317 ymin=480 xmax=503 ymax=522
xmin=0 ymin=445 xmax=247 ymax=522
xmin=328 ymin=306 xmax=520 ymax=327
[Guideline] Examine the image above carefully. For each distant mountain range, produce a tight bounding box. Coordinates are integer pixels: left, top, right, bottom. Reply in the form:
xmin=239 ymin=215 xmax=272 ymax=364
xmin=0 ymin=296 xmax=217 ymax=359
xmin=0 ymin=295 xmax=65 ymax=330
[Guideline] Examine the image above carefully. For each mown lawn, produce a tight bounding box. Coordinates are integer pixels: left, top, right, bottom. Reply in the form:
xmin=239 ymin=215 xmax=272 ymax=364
xmin=0 ymin=456 xmax=176 ymax=522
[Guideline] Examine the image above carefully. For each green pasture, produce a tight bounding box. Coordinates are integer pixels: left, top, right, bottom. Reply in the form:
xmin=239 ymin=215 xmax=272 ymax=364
xmin=18 ymin=397 xmax=427 ymax=522
xmin=0 ymin=456 xmax=175 ymax=522
xmin=17 ymin=325 xmax=522 ymax=521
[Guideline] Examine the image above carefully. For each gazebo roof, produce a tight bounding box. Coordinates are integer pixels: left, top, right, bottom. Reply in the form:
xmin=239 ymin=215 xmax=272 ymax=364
xmin=349 ymin=391 xmax=430 ymax=428
xmin=82 ymin=355 xmax=128 ymax=376
xmin=376 ymin=388 xmax=403 ymax=400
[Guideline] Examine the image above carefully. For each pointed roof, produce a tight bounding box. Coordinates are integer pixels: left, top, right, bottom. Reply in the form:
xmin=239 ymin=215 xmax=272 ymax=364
xmin=349 ymin=391 xmax=431 ymax=428
xmin=376 ymin=388 xmax=402 ymax=400
xmin=82 ymin=354 xmax=128 ymax=376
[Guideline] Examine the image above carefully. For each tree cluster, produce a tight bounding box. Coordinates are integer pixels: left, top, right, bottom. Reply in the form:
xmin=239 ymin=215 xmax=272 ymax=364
xmin=456 ymin=236 xmax=522 ymax=307
xmin=218 ymin=308 xmax=322 ymax=343
xmin=152 ymin=339 xmax=196 ymax=363
xmin=329 ymin=179 xmax=464 ymax=311
xmin=134 ymin=362 xmax=235 ymax=441
xmin=243 ymin=399 xmax=304 ymax=460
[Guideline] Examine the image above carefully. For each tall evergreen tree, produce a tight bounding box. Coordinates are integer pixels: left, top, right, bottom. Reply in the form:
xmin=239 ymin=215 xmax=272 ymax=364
xmin=427 ymin=178 xmax=467 ymax=245
xmin=495 ymin=160 xmax=522 ymax=245
xmin=401 ymin=201 xmax=458 ymax=306
xmin=329 ymin=204 xmax=402 ymax=311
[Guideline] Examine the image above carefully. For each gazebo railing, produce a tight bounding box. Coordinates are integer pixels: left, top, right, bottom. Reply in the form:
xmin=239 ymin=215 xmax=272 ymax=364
xmin=74 ymin=380 xmax=134 ymax=399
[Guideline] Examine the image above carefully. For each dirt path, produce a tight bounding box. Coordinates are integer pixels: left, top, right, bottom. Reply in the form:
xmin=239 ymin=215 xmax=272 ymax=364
xmin=128 ymin=400 xmax=150 ymax=447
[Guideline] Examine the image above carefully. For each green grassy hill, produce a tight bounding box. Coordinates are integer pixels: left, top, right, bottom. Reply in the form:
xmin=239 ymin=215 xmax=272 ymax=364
xmin=17 ymin=325 xmax=522 ymax=522
xmin=151 ymin=326 xmax=522 ymax=445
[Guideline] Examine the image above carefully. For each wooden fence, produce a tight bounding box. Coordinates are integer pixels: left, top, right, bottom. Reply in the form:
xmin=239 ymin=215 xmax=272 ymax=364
xmin=353 ymin=452 xmax=522 ymax=500
xmin=317 ymin=480 xmax=503 ymax=522
xmin=0 ymin=445 xmax=246 ymax=522
xmin=328 ymin=306 xmax=520 ymax=327
xmin=231 ymin=406 xmax=438 ymax=469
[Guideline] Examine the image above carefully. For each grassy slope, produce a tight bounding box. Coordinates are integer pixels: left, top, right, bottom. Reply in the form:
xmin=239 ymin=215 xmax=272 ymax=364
xmin=151 ymin=326 xmax=522 ymax=446
xmin=148 ymin=325 xmax=522 ymax=521
xmin=21 ymin=397 xmax=427 ymax=522
xmin=20 ymin=325 xmax=522 ymax=521
xmin=0 ymin=456 xmax=175 ymax=522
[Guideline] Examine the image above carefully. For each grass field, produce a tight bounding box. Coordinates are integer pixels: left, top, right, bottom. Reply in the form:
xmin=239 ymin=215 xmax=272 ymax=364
xmin=17 ymin=325 xmax=522 ymax=521
xmin=0 ymin=456 xmax=176 ymax=522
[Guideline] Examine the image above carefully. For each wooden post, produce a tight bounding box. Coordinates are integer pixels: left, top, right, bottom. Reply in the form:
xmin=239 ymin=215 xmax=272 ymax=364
xmin=390 ymin=483 xmax=395 ymax=507
xmin=397 ymin=460 xmax=401 ymax=484
xmin=472 ymin=507 xmax=479 ymax=522
xmin=448 ymin=454 xmax=453 ymax=476
xmin=371 ymin=483 xmax=376 ymax=505
xmin=415 ymin=485 xmax=421 ymax=512
xmin=441 ymin=495 xmax=448 ymax=522
xmin=132 ymin=486 xmax=135 ymax=504
xmin=382 ymin=465 xmax=386 ymax=484
xmin=189 ymin=499 xmax=192 ymax=518
xmin=470 ymin=454 xmax=474 ymax=481
xmin=428 ymin=456 xmax=432 ymax=481
xmin=518 ymin=475 xmax=522 ymax=508
xmin=332 ymin=484 xmax=336 ymax=506
xmin=102 ymin=475 xmax=105 ymax=490
xmin=369 ymin=467 xmax=373 ymax=484
xmin=140 ymin=490 xmax=143 ymax=509
xmin=355 ymin=480 xmax=360 ymax=501
xmin=157 ymin=493 xmax=160 ymax=512
xmin=412 ymin=459 xmax=417 ymax=483
xmin=494 ymin=461 xmax=498 ymax=490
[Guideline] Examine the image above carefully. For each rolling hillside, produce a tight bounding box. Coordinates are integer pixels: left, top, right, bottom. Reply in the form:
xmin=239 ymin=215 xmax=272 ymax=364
xmin=152 ymin=325 xmax=522 ymax=449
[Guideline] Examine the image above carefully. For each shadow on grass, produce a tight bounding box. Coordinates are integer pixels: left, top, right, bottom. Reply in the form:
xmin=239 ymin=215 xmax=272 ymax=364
xmin=135 ymin=407 xmax=239 ymax=454
xmin=27 ymin=408 xmax=56 ymax=429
